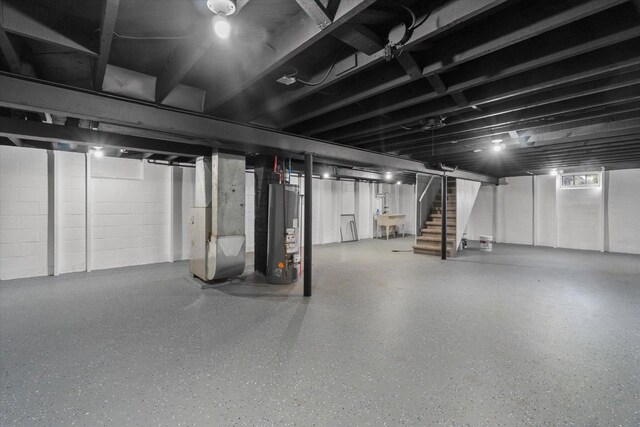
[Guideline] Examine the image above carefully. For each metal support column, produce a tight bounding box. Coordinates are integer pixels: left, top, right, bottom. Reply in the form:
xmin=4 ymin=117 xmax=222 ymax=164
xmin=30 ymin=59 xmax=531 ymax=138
xmin=304 ymin=153 xmax=313 ymax=297
xmin=441 ymin=175 xmax=448 ymax=260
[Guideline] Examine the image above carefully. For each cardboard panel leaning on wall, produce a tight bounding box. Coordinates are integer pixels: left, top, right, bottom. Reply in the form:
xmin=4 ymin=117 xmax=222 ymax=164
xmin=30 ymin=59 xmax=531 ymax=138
xmin=0 ymin=146 xmax=49 ymax=280
xmin=606 ymin=169 xmax=640 ymax=255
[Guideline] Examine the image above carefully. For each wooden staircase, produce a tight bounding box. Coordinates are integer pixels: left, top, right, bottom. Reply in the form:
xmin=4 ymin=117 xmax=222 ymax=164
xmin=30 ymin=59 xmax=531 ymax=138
xmin=413 ymin=179 xmax=457 ymax=257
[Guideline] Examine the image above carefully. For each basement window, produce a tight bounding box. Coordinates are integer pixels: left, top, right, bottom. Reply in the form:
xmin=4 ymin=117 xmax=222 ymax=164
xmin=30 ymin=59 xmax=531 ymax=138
xmin=560 ymin=172 xmax=600 ymax=188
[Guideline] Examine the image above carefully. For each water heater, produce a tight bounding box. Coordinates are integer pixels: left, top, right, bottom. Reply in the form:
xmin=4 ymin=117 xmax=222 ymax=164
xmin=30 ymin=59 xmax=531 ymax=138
xmin=266 ymin=183 xmax=300 ymax=284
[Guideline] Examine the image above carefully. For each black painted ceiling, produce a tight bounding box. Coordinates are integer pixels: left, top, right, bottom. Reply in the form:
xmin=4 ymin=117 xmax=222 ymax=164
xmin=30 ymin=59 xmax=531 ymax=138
xmin=1 ymin=0 xmax=640 ymax=177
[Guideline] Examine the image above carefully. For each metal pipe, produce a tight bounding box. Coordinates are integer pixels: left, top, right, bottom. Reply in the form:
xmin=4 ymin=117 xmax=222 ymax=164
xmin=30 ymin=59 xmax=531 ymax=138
xmin=304 ymin=153 xmax=313 ymax=297
xmin=441 ymin=175 xmax=448 ymax=260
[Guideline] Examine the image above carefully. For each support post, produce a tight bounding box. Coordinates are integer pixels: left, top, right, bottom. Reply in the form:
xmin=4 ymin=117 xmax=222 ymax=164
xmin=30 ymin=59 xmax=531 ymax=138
xmin=304 ymin=153 xmax=313 ymax=297
xmin=441 ymin=175 xmax=448 ymax=260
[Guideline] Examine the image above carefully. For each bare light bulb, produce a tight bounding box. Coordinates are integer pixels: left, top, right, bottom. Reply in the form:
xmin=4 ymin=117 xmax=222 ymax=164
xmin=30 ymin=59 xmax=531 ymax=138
xmin=550 ymin=170 xmax=558 ymax=176
xmin=385 ymin=172 xmax=392 ymax=180
xmin=93 ymin=149 xmax=103 ymax=158
xmin=213 ymin=15 xmax=231 ymax=39
xmin=493 ymin=145 xmax=502 ymax=152
xmin=396 ymin=180 xmax=402 ymax=185
xmin=322 ymin=172 xmax=330 ymax=179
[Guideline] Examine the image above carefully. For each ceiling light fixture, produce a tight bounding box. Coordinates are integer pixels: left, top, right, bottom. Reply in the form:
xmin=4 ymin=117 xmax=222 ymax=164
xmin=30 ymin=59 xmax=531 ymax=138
xmin=491 ymin=139 xmax=503 ymax=144
xmin=473 ymin=149 xmax=482 ymax=153
xmin=213 ymin=16 xmax=231 ymax=39
xmin=550 ymin=169 xmax=558 ymax=176
xmin=493 ymin=145 xmax=502 ymax=152
xmin=385 ymin=171 xmax=392 ymax=180
xmin=322 ymin=172 xmax=330 ymax=179
xmin=396 ymin=180 xmax=402 ymax=185
xmin=207 ymin=0 xmax=236 ymax=39
xmin=93 ymin=146 xmax=103 ymax=157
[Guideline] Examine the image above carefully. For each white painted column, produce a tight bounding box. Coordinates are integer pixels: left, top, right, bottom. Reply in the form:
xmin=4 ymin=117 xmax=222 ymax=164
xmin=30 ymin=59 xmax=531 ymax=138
xmin=532 ymin=175 xmax=537 ymax=247
xmin=554 ymin=175 xmax=559 ymax=248
xmin=85 ymin=153 xmax=92 ymax=272
xmin=600 ymin=167 xmax=606 ymax=253
xmin=47 ymin=150 xmax=60 ymax=276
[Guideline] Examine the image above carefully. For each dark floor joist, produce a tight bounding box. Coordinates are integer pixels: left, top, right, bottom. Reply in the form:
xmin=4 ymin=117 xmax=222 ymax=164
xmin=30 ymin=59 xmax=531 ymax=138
xmin=0 ymin=1 xmax=96 ymax=56
xmin=93 ymin=0 xmax=119 ymax=91
xmin=320 ymin=44 xmax=640 ymax=143
xmin=293 ymin=0 xmax=332 ymax=28
xmin=0 ymin=27 xmax=21 ymax=73
xmin=204 ymin=0 xmax=378 ymax=114
xmin=238 ymin=0 xmax=511 ymax=123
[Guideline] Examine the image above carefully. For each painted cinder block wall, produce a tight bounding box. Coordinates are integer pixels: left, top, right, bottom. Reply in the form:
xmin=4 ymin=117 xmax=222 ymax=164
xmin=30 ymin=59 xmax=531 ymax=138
xmin=0 ymin=146 xmax=49 ymax=280
xmin=1 ymin=147 xmax=417 ymax=280
xmin=466 ymin=170 xmax=640 ymax=255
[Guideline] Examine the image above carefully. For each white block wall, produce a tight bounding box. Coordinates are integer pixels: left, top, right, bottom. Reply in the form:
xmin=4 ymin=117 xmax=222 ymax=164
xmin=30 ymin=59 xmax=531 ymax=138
xmin=556 ymin=178 xmax=601 ymax=251
xmin=1 ymin=146 xmax=419 ymax=279
xmin=0 ymin=146 xmax=49 ymax=280
xmin=495 ymin=176 xmax=533 ymax=245
xmin=455 ymin=179 xmax=481 ymax=248
xmin=57 ymin=152 xmax=87 ymax=273
xmin=607 ymin=169 xmax=640 ymax=254
xmin=90 ymin=159 xmax=171 ymax=270
xmin=466 ymin=169 xmax=640 ymax=254
xmin=466 ymin=185 xmax=494 ymax=241
xmin=534 ymin=175 xmax=556 ymax=247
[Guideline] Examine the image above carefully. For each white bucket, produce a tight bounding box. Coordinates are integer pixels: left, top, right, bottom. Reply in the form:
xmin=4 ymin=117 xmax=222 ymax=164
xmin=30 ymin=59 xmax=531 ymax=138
xmin=479 ymin=235 xmax=493 ymax=252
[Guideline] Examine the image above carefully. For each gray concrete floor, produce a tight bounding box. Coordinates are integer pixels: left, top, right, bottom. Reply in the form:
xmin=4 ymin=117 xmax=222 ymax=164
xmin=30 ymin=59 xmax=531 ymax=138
xmin=1 ymin=238 xmax=639 ymax=426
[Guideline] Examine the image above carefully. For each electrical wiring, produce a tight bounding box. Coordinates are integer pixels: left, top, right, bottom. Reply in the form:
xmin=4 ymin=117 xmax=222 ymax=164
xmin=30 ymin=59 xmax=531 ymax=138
xmin=295 ymin=45 xmax=347 ymax=86
xmin=113 ymin=31 xmax=194 ymax=40
xmin=394 ymin=2 xmax=416 ymax=30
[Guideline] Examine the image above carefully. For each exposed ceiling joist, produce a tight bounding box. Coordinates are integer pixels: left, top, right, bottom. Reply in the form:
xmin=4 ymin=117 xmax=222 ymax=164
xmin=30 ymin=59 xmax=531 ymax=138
xmin=388 ymin=108 xmax=640 ymax=152
xmin=155 ymin=19 xmax=216 ymax=102
xmin=419 ymin=121 xmax=640 ymax=158
xmin=370 ymin=70 xmax=640 ymax=151
xmin=396 ymin=52 xmax=423 ymax=80
xmin=93 ymin=0 xmax=120 ymax=91
xmin=0 ymin=73 xmax=497 ymax=183
xmin=0 ymin=27 xmax=21 ymax=73
xmin=332 ymin=23 xmax=385 ymax=55
xmin=204 ymin=0 xmax=378 ymax=114
xmin=240 ymin=0 xmax=511 ymax=122
xmin=154 ymin=1 xmax=253 ymax=102
xmin=0 ymin=1 xmax=96 ymax=56
xmin=282 ymin=24 xmax=640 ymax=131
xmin=280 ymin=0 xmax=623 ymax=131
xmin=325 ymin=46 xmax=640 ymax=142
xmin=426 ymin=74 xmax=447 ymax=94
xmin=300 ymin=3 xmax=634 ymax=137
xmin=450 ymin=91 xmax=468 ymax=107
xmin=293 ymin=0 xmax=333 ymax=27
